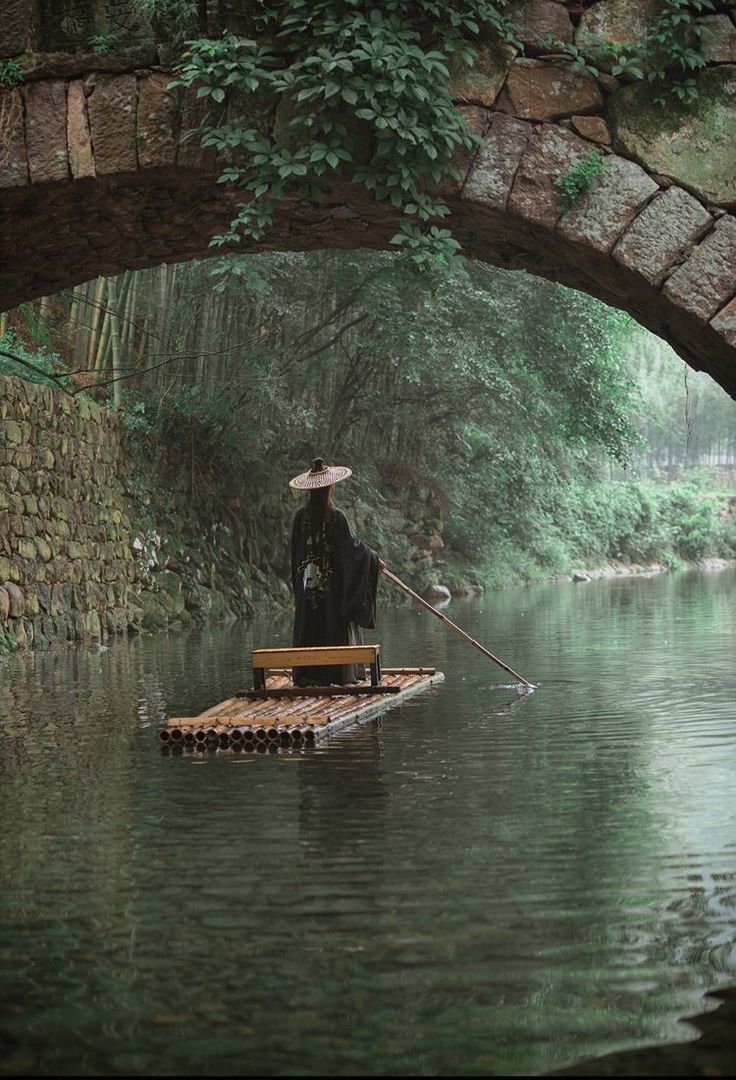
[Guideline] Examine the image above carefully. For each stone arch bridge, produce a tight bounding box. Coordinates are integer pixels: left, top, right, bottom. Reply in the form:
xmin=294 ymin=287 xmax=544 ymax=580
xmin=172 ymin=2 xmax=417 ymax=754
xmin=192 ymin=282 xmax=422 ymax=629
xmin=1 ymin=0 xmax=736 ymax=397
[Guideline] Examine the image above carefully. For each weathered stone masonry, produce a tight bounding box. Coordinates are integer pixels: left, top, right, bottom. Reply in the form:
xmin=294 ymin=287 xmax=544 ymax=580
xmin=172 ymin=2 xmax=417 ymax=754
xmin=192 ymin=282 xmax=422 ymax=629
xmin=1 ymin=0 xmax=735 ymax=396
xmin=0 ymin=375 xmax=133 ymax=648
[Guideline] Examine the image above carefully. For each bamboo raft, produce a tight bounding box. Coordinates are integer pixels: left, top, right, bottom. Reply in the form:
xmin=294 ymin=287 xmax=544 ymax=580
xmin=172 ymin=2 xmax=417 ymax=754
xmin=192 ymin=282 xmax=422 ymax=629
xmin=160 ymin=645 xmax=443 ymax=751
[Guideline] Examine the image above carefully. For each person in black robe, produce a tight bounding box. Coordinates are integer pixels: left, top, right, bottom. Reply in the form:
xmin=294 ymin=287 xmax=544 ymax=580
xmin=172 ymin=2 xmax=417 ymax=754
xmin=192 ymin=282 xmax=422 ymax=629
xmin=289 ymin=458 xmax=382 ymax=686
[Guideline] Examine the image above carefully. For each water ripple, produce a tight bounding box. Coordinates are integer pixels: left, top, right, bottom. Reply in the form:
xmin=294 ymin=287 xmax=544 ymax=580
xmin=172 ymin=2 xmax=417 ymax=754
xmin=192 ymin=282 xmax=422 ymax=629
xmin=0 ymin=570 xmax=734 ymax=1075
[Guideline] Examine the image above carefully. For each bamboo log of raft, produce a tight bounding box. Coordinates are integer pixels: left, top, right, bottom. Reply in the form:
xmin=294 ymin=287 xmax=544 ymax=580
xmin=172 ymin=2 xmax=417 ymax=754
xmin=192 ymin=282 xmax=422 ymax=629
xmin=380 ymin=566 xmax=537 ymax=689
xmin=161 ymin=667 xmax=445 ymax=750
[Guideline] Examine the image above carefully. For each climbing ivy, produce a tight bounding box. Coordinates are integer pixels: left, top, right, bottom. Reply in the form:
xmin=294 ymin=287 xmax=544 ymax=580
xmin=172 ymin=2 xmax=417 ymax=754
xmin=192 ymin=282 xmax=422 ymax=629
xmin=169 ymin=0 xmax=717 ymax=271
xmin=540 ymin=0 xmax=716 ymax=103
xmin=170 ymin=1 xmax=517 ymax=270
xmin=87 ymin=31 xmax=124 ymax=54
xmin=609 ymin=0 xmax=716 ymax=103
xmin=132 ymin=0 xmax=200 ymax=44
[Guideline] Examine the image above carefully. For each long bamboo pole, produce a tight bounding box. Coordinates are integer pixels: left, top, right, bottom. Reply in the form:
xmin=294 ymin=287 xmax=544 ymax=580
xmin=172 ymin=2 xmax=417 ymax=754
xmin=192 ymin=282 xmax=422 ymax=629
xmin=380 ymin=566 xmax=537 ymax=689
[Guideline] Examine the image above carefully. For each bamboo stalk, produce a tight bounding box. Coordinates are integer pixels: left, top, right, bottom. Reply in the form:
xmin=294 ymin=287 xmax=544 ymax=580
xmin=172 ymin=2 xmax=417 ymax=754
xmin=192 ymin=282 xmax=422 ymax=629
xmin=107 ymin=277 xmax=123 ymax=407
xmin=380 ymin=566 xmax=537 ymax=689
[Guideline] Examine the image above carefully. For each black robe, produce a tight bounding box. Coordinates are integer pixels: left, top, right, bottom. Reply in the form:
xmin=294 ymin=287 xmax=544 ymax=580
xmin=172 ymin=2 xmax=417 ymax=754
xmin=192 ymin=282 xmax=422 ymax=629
xmin=291 ymin=505 xmax=379 ymax=685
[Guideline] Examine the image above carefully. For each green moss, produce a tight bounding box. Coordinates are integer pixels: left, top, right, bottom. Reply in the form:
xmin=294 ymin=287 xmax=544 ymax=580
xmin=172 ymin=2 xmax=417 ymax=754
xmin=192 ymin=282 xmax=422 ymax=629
xmin=610 ymin=69 xmax=736 ymax=205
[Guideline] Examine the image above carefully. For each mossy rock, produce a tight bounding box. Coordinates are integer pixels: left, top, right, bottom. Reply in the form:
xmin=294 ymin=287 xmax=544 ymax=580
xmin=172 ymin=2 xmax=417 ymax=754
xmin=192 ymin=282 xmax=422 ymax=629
xmin=575 ymin=0 xmax=663 ymax=71
xmin=609 ymin=67 xmax=736 ymax=207
xmin=447 ymin=41 xmax=516 ymax=107
xmin=204 ymin=589 xmax=233 ymax=622
xmin=139 ymin=593 xmax=169 ymax=630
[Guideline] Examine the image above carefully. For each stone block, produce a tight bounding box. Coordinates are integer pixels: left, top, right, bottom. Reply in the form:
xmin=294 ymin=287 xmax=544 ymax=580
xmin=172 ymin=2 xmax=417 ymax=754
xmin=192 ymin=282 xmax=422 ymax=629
xmin=702 ymin=15 xmax=736 ymax=63
xmin=448 ymin=41 xmax=516 ymax=108
xmin=86 ymin=73 xmax=137 ymax=175
xmin=496 ymin=59 xmax=603 ymax=121
xmin=508 ymin=123 xmax=591 ymax=227
xmin=0 ymin=586 xmax=8 ymax=620
xmin=610 ymin=68 xmax=736 ymax=208
xmin=23 ymin=586 xmax=39 ymax=616
xmin=3 ymin=581 xmax=24 ymax=617
xmin=437 ymin=104 xmax=489 ymax=194
xmin=3 ymin=418 xmax=22 ymax=443
xmin=14 ymin=461 xmax=30 ymax=486
xmin=504 ymin=0 xmax=573 ymax=49
xmin=36 ymin=582 xmax=51 ymax=613
xmin=177 ymin=88 xmax=220 ymax=169
xmin=0 ymin=0 xmax=31 ymax=57
xmin=24 ymin=80 xmax=69 ymax=182
xmin=137 ymin=72 xmax=177 ymax=168
xmin=0 ymin=88 xmax=29 ymax=188
xmin=570 ymin=115 xmax=612 ymax=145
xmin=711 ymin=296 xmax=736 ymax=348
xmin=35 ymin=537 xmax=52 ymax=562
xmin=67 ymin=80 xmax=95 ymax=180
xmin=613 ymin=186 xmax=713 ymax=285
xmin=18 ymin=46 xmax=157 ymax=81
xmin=662 ymin=215 xmax=736 ymax=320
xmin=17 ymin=538 xmax=36 ymax=560
xmin=50 ymin=583 xmax=65 ymax=615
xmin=463 ymin=113 xmax=531 ymax=210
xmin=558 ymin=155 xmax=659 ymax=253
xmin=576 ymin=0 xmax=662 ymax=69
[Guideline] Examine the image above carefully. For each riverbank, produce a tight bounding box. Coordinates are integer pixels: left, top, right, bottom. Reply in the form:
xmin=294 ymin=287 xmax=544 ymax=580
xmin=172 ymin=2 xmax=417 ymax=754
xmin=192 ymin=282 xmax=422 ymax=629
xmin=553 ymin=985 xmax=736 ymax=1076
xmin=126 ymin=554 xmax=736 ymax=644
xmin=547 ymin=556 xmax=736 ymax=586
xmin=0 ymin=365 xmax=733 ymax=653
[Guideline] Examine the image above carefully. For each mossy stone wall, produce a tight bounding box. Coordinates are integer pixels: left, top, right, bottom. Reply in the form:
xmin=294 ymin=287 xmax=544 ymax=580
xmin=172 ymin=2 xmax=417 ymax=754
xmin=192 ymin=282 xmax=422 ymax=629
xmin=0 ymin=375 xmax=133 ymax=648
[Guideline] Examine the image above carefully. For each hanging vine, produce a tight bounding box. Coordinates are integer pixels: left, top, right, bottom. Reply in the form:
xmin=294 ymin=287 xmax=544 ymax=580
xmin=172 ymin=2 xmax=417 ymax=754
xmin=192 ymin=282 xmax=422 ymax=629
xmin=168 ymin=0 xmax=717 ymax=273
xmin=169 ymin=1 xmax=518 ymax=272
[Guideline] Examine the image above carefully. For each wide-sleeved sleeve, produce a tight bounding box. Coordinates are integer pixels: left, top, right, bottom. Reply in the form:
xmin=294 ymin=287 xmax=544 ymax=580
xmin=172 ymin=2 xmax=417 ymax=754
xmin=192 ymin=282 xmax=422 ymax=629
xmin=333 ymin=509 xmax=379 ymax=628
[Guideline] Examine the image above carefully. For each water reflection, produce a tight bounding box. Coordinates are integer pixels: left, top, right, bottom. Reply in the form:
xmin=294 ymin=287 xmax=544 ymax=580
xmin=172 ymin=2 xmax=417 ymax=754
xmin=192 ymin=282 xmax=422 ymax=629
xmin=0 ymin=570 xmax=734 ymax=1075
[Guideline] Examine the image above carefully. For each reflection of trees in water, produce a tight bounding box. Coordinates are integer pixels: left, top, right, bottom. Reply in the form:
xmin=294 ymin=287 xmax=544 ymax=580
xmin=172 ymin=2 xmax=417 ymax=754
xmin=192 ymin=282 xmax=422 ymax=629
xmin=651 ymin=870 xmax=736 ymax=975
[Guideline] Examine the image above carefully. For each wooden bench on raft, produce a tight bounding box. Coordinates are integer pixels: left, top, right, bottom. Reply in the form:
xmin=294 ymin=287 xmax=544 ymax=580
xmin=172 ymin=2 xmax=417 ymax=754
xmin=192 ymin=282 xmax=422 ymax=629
xmin=245 ymin=645 xmax=400 ymax=699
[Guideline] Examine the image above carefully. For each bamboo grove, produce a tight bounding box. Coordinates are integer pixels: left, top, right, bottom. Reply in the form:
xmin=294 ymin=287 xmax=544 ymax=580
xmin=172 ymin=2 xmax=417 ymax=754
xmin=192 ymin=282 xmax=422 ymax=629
xmin=2 ymin=252 xmax=735 ymax=588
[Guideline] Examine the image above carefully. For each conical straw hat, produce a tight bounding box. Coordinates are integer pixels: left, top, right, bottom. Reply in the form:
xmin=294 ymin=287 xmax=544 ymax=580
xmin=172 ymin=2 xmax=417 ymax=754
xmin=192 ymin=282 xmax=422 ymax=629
xmin=289 ymin=457 xmax=352 ymax=490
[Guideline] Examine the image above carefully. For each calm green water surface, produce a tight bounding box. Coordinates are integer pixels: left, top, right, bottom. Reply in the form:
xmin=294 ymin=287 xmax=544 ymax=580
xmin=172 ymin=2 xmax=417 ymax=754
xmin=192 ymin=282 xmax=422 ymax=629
xmin=1 ymin=570 xmax=735 ymax=1076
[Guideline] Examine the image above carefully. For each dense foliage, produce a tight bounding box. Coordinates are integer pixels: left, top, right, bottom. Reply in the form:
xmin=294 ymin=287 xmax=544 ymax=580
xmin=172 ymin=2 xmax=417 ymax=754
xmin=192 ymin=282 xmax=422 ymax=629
xmin=163 ymin=0 xmax=719 ymax=270
xmin=6 ymin=251 xmax=733 ymax=596
xmin=170 ymin=1 xmax=519 ymax=268
xmin=592 ymin=0 xmax=716 ymax=103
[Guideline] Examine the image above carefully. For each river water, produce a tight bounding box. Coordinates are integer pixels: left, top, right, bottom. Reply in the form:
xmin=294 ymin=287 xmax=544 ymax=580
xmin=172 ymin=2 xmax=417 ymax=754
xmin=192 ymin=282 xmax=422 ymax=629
xmin=0 ymin=570 xmax=734 ymax=1076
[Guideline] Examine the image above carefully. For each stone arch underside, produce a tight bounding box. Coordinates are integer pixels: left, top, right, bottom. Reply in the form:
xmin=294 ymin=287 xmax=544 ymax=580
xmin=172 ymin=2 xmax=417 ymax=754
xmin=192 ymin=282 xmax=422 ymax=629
xmin=1 ymin=19 xmax=735 ymax=398
xmin=3 ymin=163 xmax=735 ymax=400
